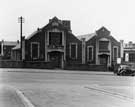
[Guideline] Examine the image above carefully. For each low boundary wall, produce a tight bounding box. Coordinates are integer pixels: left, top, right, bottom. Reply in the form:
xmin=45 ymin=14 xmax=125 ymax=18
xmin=0 ymin=60 xmax=54 ymax=69
xmin=0 ymin=60 xmax=109 ymax=71
xmin=64 ymin=63 xmax=108 ymax=71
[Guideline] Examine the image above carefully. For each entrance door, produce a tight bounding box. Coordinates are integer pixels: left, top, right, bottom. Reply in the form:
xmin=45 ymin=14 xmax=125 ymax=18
xmin=49 ymin=52 xmax=62 ymax=68
xmin=99 ymin=54 xmax=108 ymax=65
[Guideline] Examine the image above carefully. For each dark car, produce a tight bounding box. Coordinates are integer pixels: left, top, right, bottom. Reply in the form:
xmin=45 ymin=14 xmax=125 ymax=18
xmin=116 ymin=64 xmax=135 ymax=76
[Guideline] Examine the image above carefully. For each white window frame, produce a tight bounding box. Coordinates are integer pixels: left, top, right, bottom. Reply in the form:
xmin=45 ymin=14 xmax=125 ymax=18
xmin=98 ymin=38 xmax=110 ymax=52
xmin=31 ymin=42 xmax=40 ymax=59
xmin=0 ymin=43 xmax=1 ymax=56
xmin=48 ymin=30 xmax=64 ymax=46
xmin=87 ymin=46 xmax=93 ymax=61
xmin=69 ymin=43 xmax=78 ymax=59
xmin=113 ymin=46 xmax=118 ymax=61
xmin=0 ymin=42 xmax=3 ymax=56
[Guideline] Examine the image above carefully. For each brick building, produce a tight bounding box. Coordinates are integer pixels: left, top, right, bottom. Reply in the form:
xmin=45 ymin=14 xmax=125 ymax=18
xmin=17 ymin=17 xmax=82 ymax=68
xmin=0 ymin=40 xmax=18 ymax=60
xmin=11 ymin=17 xmax=121 ymax=70
xmin=121 ymin=41 xmax=135 ymax=63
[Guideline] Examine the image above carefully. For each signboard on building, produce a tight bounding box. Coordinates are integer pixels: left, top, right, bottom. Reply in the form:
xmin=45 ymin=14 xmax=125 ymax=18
xmin=117 ymin=58 xmax=121 ymax=64
xmin=125 ymin=53 xmax=129 ymax=62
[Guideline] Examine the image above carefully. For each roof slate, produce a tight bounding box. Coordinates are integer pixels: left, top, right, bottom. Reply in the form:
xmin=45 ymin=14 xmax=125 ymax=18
xmin=77 ymin=33 xmax=96 ymax=41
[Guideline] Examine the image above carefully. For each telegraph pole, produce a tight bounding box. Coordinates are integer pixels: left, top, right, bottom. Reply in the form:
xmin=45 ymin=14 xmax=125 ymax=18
xmin=18 ymin=16 xmax=24 ymax=60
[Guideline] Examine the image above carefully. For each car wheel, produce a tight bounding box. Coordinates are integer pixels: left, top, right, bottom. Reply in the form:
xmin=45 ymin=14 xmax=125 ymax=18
xmin=131 ymin=74 xmax=135 ymax=76
xmin=121 ymin=70 xmax=126 ymax=76
xmin=117 ymin=73 xmax=120 ymax=76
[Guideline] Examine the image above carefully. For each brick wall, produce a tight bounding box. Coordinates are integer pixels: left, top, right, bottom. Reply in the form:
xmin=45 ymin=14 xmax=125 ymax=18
xmin=25 ymin=31 xmax=45 ymax=61
xmin=0 ymin=60 xmax=55 ymax=69
xmin=66 ymin=32 xmax=82 ymax=64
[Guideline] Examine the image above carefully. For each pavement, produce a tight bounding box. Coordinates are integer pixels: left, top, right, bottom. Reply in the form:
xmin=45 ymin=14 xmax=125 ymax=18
xmin=0 ymin=85 xmax=25 ymax=107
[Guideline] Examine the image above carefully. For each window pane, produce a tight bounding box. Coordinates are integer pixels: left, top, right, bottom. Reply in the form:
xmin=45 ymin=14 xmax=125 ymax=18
xmin=99 ymin=41 xmax=109 ymax=52
xmin=129 ymin=53 xmax=135 ymax=62
xmin=71 ymin=44 xmax=76 ymax=58
xmin=49 ymin=32 xmax=62 ymax=46
xmin=32 ymin=44 xmax=38 ymax=58
xmin=113 ymin=47 xmax=117 ymax=61
xmin=88 ymin=47 xmax=92 ymax=60
xmin=0 ymin=44 xmax=1 ymax=54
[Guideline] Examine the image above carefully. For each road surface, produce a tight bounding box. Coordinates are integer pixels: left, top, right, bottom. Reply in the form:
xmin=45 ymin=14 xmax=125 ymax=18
xmin=0 ymin=68 xmax=135 ymax=107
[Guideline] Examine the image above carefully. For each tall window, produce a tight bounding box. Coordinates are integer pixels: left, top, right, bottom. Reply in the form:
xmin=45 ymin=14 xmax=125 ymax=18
xmin=87 ymin=46 xmax=93 ymax=61
xmin=0 ymin=43 xmax=1 ymax=55
xmin=113 ymin=46 xmax=118 ymax=61
xmin=99 ymin=41 xmax=109 ymax=52
xmin=129 ymin=53 xmax=135 ymax=62
xmin=70 ymin=43 xmax=77 ymax=59
xmin=49 ymin=32 xmax=62 ymax=46
xmin=31 ymin=42 xmax=39 ymax=59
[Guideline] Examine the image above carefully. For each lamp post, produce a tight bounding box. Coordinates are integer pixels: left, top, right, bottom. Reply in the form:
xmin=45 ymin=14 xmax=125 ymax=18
xmin=18 ymin=16 xmax=24 ymax=60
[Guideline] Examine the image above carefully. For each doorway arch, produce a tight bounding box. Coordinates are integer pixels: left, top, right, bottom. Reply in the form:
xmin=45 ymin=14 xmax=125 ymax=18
xmin=48 ymin=51 xmax=64 ymax=69
xmin=99 ymin=54 xmax=109 ymax=66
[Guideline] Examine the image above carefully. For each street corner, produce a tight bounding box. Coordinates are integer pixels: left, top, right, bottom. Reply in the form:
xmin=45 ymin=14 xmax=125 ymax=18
xmin=15 ymin=87 xmax=35 ymax=107
xmin=0 ymin=85 xmax=34 ymax=107
xmin=0 ymin=85 xmax=25 ymax=107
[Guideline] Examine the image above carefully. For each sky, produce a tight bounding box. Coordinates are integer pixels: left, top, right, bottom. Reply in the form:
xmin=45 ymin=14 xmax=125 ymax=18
xmin=1 ymin=0 xmax=135 ymax=43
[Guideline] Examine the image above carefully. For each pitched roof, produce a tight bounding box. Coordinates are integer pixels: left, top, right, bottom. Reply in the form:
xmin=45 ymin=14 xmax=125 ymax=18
xmin=3 ymin=41 xmax=18 ymax=46
xmin=49 ymin=16 xmax=60 ymax=23
xmin=26 ymin=30 xmax=39 ymax=40
xmin=96 ymin=26 xmax=110 ymax=36
xmin=26 ymin=17 xmax=63 ymax=40
xmin=12 ymin=43 xmax=20 ymax=50
xmin=77 ymin=33 xmax=96 ymax=41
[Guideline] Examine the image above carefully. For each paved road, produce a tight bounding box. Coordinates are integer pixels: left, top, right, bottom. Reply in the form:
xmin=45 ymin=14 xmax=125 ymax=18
xmin=0 ymin=68 xmax=135 ymax=107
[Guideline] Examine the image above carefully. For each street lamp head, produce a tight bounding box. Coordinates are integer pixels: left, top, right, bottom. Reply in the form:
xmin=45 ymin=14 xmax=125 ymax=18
xmin=18 ymin=16 xmax=25 ymax=23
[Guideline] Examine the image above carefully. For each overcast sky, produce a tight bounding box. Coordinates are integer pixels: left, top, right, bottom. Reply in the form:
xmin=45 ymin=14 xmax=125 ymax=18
xmin=1 ymin=0 xmax=135 ymax=43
